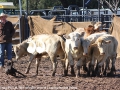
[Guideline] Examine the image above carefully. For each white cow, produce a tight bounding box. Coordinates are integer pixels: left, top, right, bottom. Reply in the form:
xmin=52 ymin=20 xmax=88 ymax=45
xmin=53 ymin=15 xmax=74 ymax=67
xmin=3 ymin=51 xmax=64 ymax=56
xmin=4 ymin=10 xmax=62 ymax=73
xmin=82 ymin=32 xmax=107 ymax=56
xmin=63 ymin=29 xmax=105 ymax=77
xmin=90 ymin=34 xmax=118 ymax=76
xmin=94 ymin=22 xmax=106 ymax=31
xmin=63 ymin=32 xmax=85 ymax=77
xmin=62 ymin=24 xmax=108 ymax=77
xmin=13 ymin=38 xmax=47 ymax=75
xmin=13 ymin=34 xmax=66 ymax=76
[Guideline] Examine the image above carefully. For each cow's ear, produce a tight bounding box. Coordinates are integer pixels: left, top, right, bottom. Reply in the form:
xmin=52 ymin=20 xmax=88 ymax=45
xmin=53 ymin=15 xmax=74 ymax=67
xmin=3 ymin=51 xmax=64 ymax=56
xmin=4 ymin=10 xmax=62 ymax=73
xmin=13 ymin=45 xmax=16 ymax=49
xmin=91 ymin=21 xmax=96 ymax=25
xmin=80 ymin=32 xmax=84 ymax=37
xmin=27 ymin=36 xmax=33 ymax=43
xmin=63 ymin=34 xmax=70 ymax=39
xmin=15 ymin=45 xmax=20 ymax=49
xmin=88 ymin=25 xmax=94 ymax=27
xmin=84 ymin=28 xmax=86 ymax=31
xmin=17 ymin=45 xmax=22 ymax=49
xmin=103 ymin=40 xmax=111 ymax=44
xmin=102 ymin=24 xmax=106 ymax=28
xmin=91 ymin=43 xmax=97 ymax=47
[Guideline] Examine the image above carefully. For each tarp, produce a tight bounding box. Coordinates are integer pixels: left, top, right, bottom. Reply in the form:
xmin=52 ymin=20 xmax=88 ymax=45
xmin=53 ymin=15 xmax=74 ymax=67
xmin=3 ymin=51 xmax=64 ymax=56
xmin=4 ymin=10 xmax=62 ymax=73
xmin=27 ymin=16 xmax=93 ymax=36
xmin=28 ymin=15 xmax=120 ymax=57
xmin=109 ymin=15 xmax=120 ymax=57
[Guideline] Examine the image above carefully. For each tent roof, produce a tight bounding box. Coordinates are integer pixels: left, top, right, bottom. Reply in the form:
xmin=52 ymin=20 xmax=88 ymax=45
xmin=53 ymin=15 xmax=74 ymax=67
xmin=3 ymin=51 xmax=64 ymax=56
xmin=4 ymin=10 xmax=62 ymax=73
xmin=0 ymin=2 xmax=16 ymax=9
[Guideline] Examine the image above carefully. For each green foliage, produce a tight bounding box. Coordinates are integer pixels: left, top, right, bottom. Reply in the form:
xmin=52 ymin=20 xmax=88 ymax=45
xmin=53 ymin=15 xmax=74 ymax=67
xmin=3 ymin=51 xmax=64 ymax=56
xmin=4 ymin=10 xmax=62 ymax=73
xmin=0 ymin=0 xmax=61 ymax=10
xmin=22 ymin=0 xmax=61 ymax=10
xmin=1 ymin=0 xmax=119 ymax=10
xmin=39 ymin=0 xmax=61 ymax=9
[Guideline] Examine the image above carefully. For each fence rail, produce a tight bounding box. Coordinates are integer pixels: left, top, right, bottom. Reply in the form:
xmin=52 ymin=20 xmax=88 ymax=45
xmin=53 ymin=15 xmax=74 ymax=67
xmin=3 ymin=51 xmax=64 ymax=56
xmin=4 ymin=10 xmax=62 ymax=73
xmin=8 ymin=6 xmax=120 ymax=42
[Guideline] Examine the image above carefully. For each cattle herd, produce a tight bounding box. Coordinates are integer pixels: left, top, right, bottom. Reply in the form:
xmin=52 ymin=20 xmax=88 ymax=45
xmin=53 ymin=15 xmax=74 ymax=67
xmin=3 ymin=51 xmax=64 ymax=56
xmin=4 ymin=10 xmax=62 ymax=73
xmin=11 ymin=22 xmax=118 ymax=78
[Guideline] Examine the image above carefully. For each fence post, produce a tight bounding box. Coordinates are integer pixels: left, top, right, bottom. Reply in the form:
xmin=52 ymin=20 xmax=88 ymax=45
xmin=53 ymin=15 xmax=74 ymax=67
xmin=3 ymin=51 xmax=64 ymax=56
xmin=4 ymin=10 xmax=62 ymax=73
xmin=101 ymin=14 xmax=104 ymax=23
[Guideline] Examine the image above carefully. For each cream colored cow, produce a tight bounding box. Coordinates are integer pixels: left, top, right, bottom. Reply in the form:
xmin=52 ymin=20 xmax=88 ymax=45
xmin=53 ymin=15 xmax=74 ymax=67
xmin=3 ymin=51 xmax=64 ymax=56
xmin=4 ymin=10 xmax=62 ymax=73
xmin=82 ymin=32 xmax=107 ymax=56
xmin=13 ymin=34 xmax=66 ymax=76
xmin=90 ymin=34 xmax=118 ymax=76
xmin=63 ymin=31 xmax=85 ymax=77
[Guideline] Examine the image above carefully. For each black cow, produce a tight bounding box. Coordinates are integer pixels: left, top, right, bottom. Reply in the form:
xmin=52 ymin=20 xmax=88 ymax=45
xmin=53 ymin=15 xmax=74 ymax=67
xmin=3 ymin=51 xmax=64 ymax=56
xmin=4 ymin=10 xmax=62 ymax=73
xmin=5 ymin=60 xmax=26 ymax=77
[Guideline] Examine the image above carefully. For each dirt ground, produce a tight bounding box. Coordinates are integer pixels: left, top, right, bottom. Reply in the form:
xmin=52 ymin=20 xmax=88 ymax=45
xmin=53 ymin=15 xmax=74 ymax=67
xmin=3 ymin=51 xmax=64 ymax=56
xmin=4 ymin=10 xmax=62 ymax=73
xmin=0 ymin=56 xmax=120 ymax=90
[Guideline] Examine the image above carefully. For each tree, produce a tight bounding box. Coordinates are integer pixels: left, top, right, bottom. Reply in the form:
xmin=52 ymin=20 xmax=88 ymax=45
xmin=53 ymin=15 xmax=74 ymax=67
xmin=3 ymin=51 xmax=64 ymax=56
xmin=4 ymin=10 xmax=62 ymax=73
xmin=86 ymin=0 xmax=98 ymax=9
xmin=22 ymin=0 xmax=61 ymax=11
xmin=98 ymin=0 xmax=120 ymax=14
xmin=0 ymin=0 xmax=107 ymax=10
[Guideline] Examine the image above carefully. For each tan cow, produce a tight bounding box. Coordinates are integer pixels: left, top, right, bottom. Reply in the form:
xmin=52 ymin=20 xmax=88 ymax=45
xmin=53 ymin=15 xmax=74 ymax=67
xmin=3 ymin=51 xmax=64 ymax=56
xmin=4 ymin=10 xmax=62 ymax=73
xmin=74 ymin=22 xmax=107 ymax=39
xmin=82 ymin=32 xmax=107 ymax=56
xmin=13 ymin=34 xmax=66 ymax=76
xmin=74 ymin=25 xmax=95 ymax=39
xmin=90 ymin=34 xmax=118 ymax=76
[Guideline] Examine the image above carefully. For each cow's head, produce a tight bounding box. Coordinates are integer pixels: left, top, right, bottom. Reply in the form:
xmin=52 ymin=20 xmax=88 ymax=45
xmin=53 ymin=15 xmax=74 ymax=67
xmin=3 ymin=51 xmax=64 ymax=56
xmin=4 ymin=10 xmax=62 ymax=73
xmin=84 ymin=25 xmax=94 ymax=35
xmin=82 ymin=39 xmax=91 ymax=56
xmin=94 ymin=22 xmax=106 ymax=31
xmin=63 ymin=32 xmax=82 ymax=53
xmin=13 ymin=45 xmax=26 ymax=60
xmin=91 ymin=39 xmax=111 ymax=55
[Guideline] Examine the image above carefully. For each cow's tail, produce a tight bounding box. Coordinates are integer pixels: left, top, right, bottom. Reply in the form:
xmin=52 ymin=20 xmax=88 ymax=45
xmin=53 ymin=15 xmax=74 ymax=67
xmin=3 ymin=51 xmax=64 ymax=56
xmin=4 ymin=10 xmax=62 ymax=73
xmin=59 ymin=36 xmax=67 ymax=62
xmin=114 ymin=38 xmax=118 ymax=58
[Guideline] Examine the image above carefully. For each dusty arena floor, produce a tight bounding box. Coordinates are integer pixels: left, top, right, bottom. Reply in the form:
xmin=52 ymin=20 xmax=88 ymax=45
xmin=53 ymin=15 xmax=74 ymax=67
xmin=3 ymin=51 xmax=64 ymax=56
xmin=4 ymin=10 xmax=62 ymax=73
xmin=0 ymin=56 xmax=120 ymax=90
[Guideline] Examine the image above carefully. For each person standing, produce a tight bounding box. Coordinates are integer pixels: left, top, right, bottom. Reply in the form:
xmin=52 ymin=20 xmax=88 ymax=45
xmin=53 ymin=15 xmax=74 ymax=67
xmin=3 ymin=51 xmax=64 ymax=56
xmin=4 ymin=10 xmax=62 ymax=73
xmin=0 ymin=13 xmax=15 ymax=69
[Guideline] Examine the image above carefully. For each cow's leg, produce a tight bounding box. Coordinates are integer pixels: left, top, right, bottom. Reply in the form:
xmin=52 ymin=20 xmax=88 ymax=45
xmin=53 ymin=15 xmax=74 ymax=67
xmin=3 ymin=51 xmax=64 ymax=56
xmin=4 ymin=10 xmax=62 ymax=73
xmin=76 ymin=66 xmax=80 ymax=77
xmin=25 ymin=55 xmax=35 ymax=74
xmin=68 ymin=56 xmax=75 ymax=76
xmin=76 ymin=60 xmax=81 ymax=77
xmin=95 ymin=60 xmax=102 ymax=77
xmin=83 ymin=63 xmax=88 ymax=73
xmin=98 ymin=56 xmax=107 ymax=68
xmin=35 ymin=58 xmax=41 ymax=75
xmin=89 ymin=57 xmax=96 ymax=77
xmin=59 ymin=54 xmax=68 ymax=76
xmin=101 ymin=63 xmax=105 ymax=76
xmin=106 ymin=58 xmax=111 ymax=70
xmin=109 ymin=57 xmax=116 ymax=76
xmin=50 ymin=55 xmax=57 ymax=76
xmin=95 ymin=62 xmax=98 ymax=75
xmin=87 ymin=63 xmax=91 ymax=76
xmin=70 ymin=65 xmax=75 ymax=76
xmin=83 ymin=65 xmax=88 ymax=72
xmin=97 ymin=63 xmax=104 ymax=77
xmin=111 ymin=57 xmax=116 ymax=74
xmin=88 ymin=64 xmax=96 ymax=77
xmin=96 ymin=65 xmax=101 ymax=77
xmin=88 ymin=62 xmax=94 ymax=77
xmin=63 ymin=58 xmax=69 ymax=76
xmin=98 ymin=56 xmax=107 ymax=76
xmin=103 ymin=58 xmax=110 ymax=76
